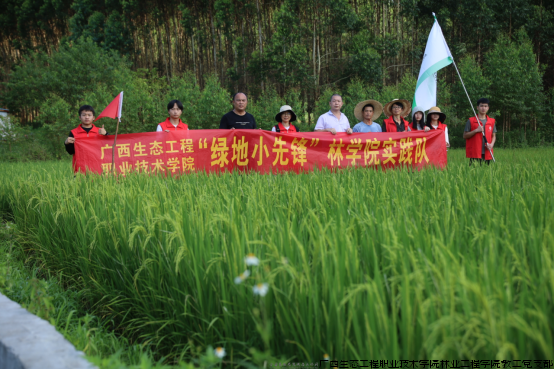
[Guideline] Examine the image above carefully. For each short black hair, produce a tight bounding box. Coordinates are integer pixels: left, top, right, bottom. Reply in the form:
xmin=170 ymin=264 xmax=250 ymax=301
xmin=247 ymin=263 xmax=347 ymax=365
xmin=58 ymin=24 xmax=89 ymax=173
xmin=362 ymin=103 xmax=375 ymax=112
xmin=329 ymin=94 xmax=342 ymax=102
xmin=167 ymin=100 xmax=184 ymax=111
xmin=477 ymin=98 xmax=490 ymax=106
xmin=78 ymin=105 xmax=95 ymax=116
xmin=233 ymin=92 xmax=248 ymax=101
xmin=392 ymin=102 xmax=404 ymax=109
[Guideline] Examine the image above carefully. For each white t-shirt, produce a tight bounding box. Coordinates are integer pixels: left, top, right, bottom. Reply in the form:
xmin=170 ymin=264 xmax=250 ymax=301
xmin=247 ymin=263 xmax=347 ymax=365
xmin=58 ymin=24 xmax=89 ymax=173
xmin=157 ymin=123 xmax=179 ymax=131
xmin=314 ymin=111 xmax=350 ymax=132
xmin=431 ymin=125 xmax=449 ymax=144
xmin=271 ymin=125 xmax=294 ymax=132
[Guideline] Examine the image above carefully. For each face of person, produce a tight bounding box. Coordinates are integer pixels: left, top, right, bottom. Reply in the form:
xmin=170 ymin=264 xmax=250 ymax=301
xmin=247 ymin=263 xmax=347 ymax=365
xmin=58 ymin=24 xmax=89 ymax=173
xmin=168 ymin=103 xmax=182 ymax=119
xmin=80 ymin=111 xmax=94 ymax=126
xmin=431 ymin=113 xmax=440 ymax=121
xmin=478 ymin=103 xmax=489 ymax=115
xmin=233 ymin=93 xmax=248 ymax=111
xmin=329 ymin=96 xmax=343 ymax=111
xmin=363 ymin=106 xmax=374 ymax=121
xmin=281 ymin=111 xmax=292 ymax=123
xmin=414 ymin=112 xmax=423 ymax=121
xmin=392 ymin=104 xmax=403 ymax=115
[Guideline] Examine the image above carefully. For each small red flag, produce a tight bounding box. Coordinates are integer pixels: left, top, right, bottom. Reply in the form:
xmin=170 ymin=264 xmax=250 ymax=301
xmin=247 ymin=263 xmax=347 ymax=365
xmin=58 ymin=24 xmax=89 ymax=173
xmin=95 ymin=92 xmax=123 ymax=122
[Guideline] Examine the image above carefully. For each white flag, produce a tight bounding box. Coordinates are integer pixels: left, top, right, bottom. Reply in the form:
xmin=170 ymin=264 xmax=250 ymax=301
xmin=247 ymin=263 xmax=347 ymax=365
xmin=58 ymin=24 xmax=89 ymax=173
xmin=413 ymin=14 xmax=453 ymax=111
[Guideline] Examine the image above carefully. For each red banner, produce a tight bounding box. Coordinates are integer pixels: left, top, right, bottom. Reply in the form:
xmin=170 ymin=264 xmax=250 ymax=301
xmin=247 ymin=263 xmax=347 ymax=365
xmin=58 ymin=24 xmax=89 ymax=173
xmin=74 ymin=130 xmax=447 ymax=174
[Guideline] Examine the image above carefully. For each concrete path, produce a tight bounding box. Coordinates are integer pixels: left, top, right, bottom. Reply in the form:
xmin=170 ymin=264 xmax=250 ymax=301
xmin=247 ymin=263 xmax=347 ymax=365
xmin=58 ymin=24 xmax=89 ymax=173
xmin=0 ymin=293 xmax=94 ymax=369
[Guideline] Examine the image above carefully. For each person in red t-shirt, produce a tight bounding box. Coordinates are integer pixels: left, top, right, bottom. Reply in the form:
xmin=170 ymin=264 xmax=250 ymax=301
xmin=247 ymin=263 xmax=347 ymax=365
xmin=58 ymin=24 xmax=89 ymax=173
xmin=157 ymin=100 xmax=189 ymax=132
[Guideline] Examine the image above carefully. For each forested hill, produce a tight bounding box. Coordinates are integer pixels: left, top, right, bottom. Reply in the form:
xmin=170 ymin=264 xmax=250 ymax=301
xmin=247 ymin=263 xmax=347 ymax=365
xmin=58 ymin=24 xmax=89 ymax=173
xmin=2 ymin=0 xmax=554 ymax=92
xmin=0 ymin=0 xmax=553 ymax=159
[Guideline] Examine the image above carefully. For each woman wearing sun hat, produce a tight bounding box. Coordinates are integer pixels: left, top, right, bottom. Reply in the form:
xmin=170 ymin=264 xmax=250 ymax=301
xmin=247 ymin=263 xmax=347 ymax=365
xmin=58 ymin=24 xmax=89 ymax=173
xmin=426 ymin=106 xmax=450 ymax=147
xmin=272 ymin=105 xmax=300 ymax=133
xmin=411 ymin=106 xmax=426 ymax=131
xmin=352 ymin=100 xmax=383 ymax=133
xmin=383 ymin=99 xmax=412 ymax=132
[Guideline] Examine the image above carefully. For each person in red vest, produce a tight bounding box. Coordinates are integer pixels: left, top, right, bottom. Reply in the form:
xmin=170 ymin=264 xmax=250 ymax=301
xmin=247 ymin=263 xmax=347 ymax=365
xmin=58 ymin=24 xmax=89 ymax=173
xmin=65 ymin=105 xmax=107 ymax=166
xmin=463 ymin=98 xmax=496 ymax=165
xmin=425 ymin=106 xmax=450 ymax=148
xmin=383 ymin=99 xmax=412 ymax=132
xmin=272 ymin=105 xmax=299 ymax=133
xmin=157 ymin=100 xmax=189 ymax=132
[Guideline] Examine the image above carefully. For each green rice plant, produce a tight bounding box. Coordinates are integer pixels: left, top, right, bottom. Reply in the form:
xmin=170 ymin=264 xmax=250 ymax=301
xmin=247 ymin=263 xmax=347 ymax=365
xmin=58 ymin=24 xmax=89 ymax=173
xmin=0 ymin=148 xmax=553 ymax=366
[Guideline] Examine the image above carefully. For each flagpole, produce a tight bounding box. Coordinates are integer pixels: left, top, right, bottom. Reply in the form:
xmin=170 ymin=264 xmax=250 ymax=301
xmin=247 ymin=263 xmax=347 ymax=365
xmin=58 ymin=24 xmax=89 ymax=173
xmin=110 ymin=92 xmax=123 ymax=175
xmin=450 ymin=56 xmax=496 ymax=162
xmin=111 ymin=118 xmax=120 ymax=175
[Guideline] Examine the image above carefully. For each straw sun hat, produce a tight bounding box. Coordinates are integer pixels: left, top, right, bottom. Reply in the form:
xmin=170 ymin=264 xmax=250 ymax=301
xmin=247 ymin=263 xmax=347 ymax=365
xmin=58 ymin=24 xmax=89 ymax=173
xmin=354 ymin=100 xmax=383 ymax=122
xmin=383 ymin=99 xmax=411 ymax=117
xmin=426 ymin=106 xmax=447 ymax=123
xmin=275 ymin=105 xmax=297 ymax=122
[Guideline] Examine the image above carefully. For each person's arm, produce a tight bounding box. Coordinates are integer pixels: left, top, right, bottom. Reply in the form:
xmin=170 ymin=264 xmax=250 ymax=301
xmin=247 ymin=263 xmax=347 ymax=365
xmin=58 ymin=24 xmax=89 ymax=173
xmin=252 ymin=115 xmax=257 ymax=129
xmin=352 ymin=124 xmax=359 ymax=133
xmin=345 ymin=118 xmax=353 ymax=134
xmin=271 ymin=127 xmax=276 ymax=132
xmin=314 ymin=116 xmax=336 ymax=134
xmin=444 ymin=126 xmax=450 ymax=147
xmin=463 ymin=120 xmax=484 ymax=140
xmin=65 ymin=131 xmax=75 ymax=155
xmin=219 ymin=115 xmax=228 ymax=129
xmin=463 ymin=126 xmax=483 ymax=139
xmin=487 ymin=133 xmax=496 ymax=150
xmin=156 ymin=124 xmax=163 ymax=132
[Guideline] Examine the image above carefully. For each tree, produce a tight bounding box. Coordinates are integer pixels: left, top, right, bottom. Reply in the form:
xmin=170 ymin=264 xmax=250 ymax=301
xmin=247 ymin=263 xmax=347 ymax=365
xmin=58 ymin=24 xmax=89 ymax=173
xmin=452 ymin=55 xmax=491 ymax=121
xmin=485 ymin=28 xmax=544 ymax=139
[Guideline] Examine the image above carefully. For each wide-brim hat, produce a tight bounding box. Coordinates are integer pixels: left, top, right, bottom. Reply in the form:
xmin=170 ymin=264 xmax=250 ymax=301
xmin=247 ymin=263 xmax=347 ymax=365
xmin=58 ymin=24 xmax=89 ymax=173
xmin=411 ymin=106 xmax=426 ymax=121
xmin=275 ymin=105 xmax=297 ymax=122
xmin=384 ymin=99 xmax=411 ymax=117
xmin=426 ymin=106 xmax=446 ymax=123
xmin=354 ymin=100 xmax=383 ymax=122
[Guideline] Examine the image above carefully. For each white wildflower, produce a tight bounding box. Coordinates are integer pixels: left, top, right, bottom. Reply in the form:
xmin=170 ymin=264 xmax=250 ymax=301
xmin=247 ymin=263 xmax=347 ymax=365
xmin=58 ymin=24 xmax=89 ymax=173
xmin=214 ymin=346 xmax=226 ymax=359
xmin=245 ymin=253 xmax=260 ymax=266
xmin=234 ymin=269 xmax=251 ymax=284
xmin=253 ymin=283 xmax=269 ymax=297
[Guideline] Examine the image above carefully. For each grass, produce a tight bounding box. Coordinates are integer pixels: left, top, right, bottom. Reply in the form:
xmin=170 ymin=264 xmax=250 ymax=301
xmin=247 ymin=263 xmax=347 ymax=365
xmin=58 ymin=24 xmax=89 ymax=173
xmin=0 ymin=220 xmax=206 ymax=368
xmin=0 ymin=148 xmax=553 ymax=366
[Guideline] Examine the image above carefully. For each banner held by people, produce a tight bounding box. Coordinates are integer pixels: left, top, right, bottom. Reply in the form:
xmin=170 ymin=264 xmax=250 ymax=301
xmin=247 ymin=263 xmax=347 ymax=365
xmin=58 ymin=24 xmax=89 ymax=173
xmin=74 ymin=130 xmax=447 ymax=175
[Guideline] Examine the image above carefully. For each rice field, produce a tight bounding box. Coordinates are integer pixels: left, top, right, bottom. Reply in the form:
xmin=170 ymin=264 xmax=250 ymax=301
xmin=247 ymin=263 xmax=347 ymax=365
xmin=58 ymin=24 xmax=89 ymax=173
xmin=0 ymin=148 xmax=553 ymax=366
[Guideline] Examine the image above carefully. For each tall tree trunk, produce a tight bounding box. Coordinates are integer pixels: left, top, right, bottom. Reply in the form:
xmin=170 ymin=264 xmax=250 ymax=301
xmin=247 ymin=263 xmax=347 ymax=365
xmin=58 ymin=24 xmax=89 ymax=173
xmin=317 ymin=33 xmax=321 ymax=94
xmin=209 ymin=3 xmax=218 ymax=77
xmin=313 ymin=22 xmax=316 ymax=92
xmin=192 ymin=33 xmax=197 ymax=85
xmin=256 ymin=0 xmax=264 ymax=91
xmin=173 ymin=13 xmax=180 ymax=73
